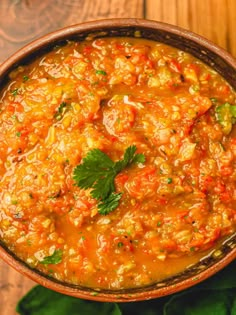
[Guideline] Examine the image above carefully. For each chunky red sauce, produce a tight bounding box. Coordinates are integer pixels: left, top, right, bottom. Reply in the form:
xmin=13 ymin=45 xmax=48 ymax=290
xmin=0 ymin=37 xmax=235 ymax=289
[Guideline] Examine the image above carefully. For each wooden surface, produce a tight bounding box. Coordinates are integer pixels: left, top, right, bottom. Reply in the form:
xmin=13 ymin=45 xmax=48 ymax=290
xmin=146 ymin=0 xmax=236 ymax=57
xmin=0 ymin=1 xmax=235 ymax=314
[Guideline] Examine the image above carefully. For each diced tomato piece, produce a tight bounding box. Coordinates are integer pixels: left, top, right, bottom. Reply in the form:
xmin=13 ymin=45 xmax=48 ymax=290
xmin=125 ymin=166 xmax=158 ymax=200
xmin=17 ymin=125 xmax=31 ymax=137
xmin=169 ymin=59 xmax=181 ymax=73
xmin=220 ymin=191 xmax=232 ymax=203
xmin=115 ymin=173 xmax=129 ymax=191
xmin=217 ymin=84 xmax=230 ymax=95
xmin=220 ymin=165 xmax=233 ymax=176
xmin=199 ymin=175 xmax=214 ymax=193
xmin=83 ymin=46 xmax=93 ymax=55
xmin=177 ymin=211 xmax=189 ymax=219
xmin=115 ymin=43 xmax=124 ymax=50
xmin=214 ymin=181 xmax=226 ymax=194
xmin=7 ymin=103 xmax=24 ymax=113
xmin=230 ymin=138 xmax=236 ymax=156
xmin=103 ymin=103 xmax=136 ymax=135
xmin=187 ymin=63 xmax=200 ymax=75
xmin=160 ymin=239 xmax=177 ymax=251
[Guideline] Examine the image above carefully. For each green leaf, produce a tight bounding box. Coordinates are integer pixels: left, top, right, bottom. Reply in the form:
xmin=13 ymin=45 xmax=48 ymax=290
xmin=40 ymin=249 xmax=63 ymax=265
xmin=79 ymin=148 xmax=114 ymax=170
xmin=23 ymin=75 xmax=29 ymax=82
xmin=98 ymin=193 xmax=122 ymax=215
xmin=114 ymin=145 xmax=145 ymax=172
xmin=16 ymin=261 xmax=236 ymax=315
xmin=73 ymin=164 xmax=108 ymax=190
xmin=230 ymin=105 xmax=236 ymax=117
xmin=96 ymin=70 xmax=107 ymax=75
xmin=54 ymin=102 xmax=68 ymax=120
xmin=11 ymin=88 xmax=19 ymax=96
xmin=215 ymin=102 xmax=236 ymax=135
xmin=73 ymin=146 xmax=145 ymax=215
xmin=164 ymin=289 xmax=236 ymax=315
xmin=132 ymin=153 xmax=146 ymax=164
xmin=16 ymin=285 xmax=122 ymax=315
xmin=91 ymin=174 xmax=116 ymax=200
xmin=73 ymin=149 xmax=115 ymax=195
xmin=123 ymin=145 xmax=137 ymax=163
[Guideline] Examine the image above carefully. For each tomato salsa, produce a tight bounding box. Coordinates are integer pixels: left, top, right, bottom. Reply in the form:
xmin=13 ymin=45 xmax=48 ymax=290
xmin=0 ymin=37 xmax=235 ymax=289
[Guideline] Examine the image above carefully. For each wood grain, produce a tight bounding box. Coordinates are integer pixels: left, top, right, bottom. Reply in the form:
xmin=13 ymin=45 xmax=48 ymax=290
xmin=0 ymin=260 xmax=34 ymax=315
xmin=0 ymin=0 xmax=235 ymax=314
xmin=0 ymin=0 xmax=144 ymax=62
xmin=146 ymin=0 xmax=236 ymax=57
xmin=0 ymin=1 xmax=144 ymax=314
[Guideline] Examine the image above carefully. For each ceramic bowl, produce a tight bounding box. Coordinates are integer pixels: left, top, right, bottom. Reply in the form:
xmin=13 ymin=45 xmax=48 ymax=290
xmin=0 ymin=18 xmax=235 ymax=302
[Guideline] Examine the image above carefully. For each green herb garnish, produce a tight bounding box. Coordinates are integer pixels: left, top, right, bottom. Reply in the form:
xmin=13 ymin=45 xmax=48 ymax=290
xmin=26 ymin=239 xmax=32 ymax=246
xmin=98 ymin=192 xmax=123 ymax=215
xmin=11 ymin=88 xmax=19 ymax=96
xmin=73 ymin=145 xmax=145 ymax=215
xmin=16 ymin=131 xmax=21 ymax=137
xmin=96 ymin=70 xmax=107 ymax=75
xmin=215 ymin=102 xmax=236 ymax=134
xmin=23 ymin=75 xmax=29 ymax=82
xmin=54 ymin=102 xmax=68 ymax=120
xmin=210 ymin=97 xmax=218 ymax=103
xmin=40 ymin=249 xmax=63 ymax=265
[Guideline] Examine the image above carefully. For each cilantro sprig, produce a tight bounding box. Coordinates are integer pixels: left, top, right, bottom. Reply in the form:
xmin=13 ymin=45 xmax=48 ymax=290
xmin=73 ymin=145 xmax=145 ymax=215
xmin=40 ymin=249 xmax=63 ymax=265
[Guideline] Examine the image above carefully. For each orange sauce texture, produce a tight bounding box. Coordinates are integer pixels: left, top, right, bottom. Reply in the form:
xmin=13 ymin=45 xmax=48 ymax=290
xmin=0 ymin=37 xmax=235 ymax=289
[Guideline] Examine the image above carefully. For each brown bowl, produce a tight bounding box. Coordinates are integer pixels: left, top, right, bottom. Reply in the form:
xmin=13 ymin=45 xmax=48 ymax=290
xmin=0 ymin=18 xmax=235 ymax=302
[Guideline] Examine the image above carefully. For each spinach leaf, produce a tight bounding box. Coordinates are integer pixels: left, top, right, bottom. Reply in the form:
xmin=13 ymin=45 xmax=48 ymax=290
xmin=17 ymin=261 xmax=236 ymax=315
xmin=164 ymin=289 xmax=236 ymax=315
xmin=16 ymin=285 xmax=121 ymax=315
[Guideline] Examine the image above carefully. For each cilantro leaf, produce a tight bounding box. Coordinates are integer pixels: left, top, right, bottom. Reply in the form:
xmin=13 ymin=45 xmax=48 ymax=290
xmin=132 ymin=152 xmax=146 ymax=164
xmin=98 ymin=193 xmax=122 ymax=215
xmin=73 ymin=149 xmax=115 ymax=195
xmin=40 ymin=249 xmax=63 ymax=265
xmin=114 ymin=145 xmax=146 ymax=172
xmin=54 ymin=102 xmax=68 ymax=120
xmin=91 ymin=174 xmax=115 ymax=200
xmin=73 ymin=145 xmax=145 ymax=215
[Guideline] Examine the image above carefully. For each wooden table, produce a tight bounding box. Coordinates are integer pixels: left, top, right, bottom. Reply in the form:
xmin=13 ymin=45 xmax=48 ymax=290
xmin=0 ymin=1 xmax=235 ymax=314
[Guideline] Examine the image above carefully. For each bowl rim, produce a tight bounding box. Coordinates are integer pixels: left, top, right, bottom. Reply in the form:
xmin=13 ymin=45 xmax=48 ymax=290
xmin=1 ymin=237 xmax=235 ymax=302
xmin=1 ymin=18 xmax=236 ymax=76
xmin=0 ymin=18 xmax=236 ymax=302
